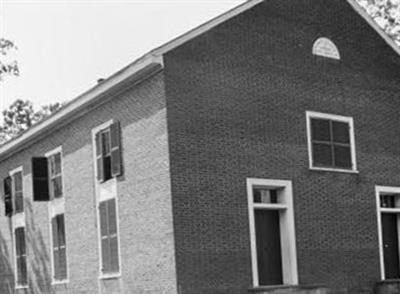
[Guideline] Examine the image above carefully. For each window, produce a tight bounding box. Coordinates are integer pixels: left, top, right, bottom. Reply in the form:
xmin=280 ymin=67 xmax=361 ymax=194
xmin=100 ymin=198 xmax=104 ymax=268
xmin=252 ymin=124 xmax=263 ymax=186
xmin=45 ymin=147 xmax=68 ymax=283
xmin=3 ymin=170 xmax=24 ymax=216
xmin=99 ymin=199 xmax=119 ymax=274
xmin=306 ymin=111 xmax=356 ymax=172
xmin=95 ymin=122 xmax=122 ymax=182
xmin=15 ymin=227 xmax=27 ymax=287
xmin=48 ymin=152 xmax=63 ymax=199
xmin=51 ymin=214 xmax=67 ymax=281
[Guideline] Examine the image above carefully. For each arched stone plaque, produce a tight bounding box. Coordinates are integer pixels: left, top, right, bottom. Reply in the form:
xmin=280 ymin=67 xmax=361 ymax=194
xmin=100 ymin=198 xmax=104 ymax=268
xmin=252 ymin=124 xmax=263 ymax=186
xmin=312 ymin=37 xmax=340 ymax=60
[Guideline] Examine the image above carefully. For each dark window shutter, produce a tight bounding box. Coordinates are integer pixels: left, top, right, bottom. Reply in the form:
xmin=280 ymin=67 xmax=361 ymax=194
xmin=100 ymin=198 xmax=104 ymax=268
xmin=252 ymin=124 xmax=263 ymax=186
xmin=4 ymin=176 xmax=13 ymax=216
xmin=32 ymin=157 xmax=50 ymax=201
xmin=96 ymin=133 xmax=104 ymax=182
xmin=110 ymin=122 xmax=122 ymax=177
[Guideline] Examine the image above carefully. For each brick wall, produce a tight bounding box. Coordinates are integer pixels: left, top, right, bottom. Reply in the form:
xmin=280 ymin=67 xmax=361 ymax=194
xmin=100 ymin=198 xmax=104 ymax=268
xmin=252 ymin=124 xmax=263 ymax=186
xmin=164 ymin=1 xmax=400 ymax=293
xmin=0 ymin=71 xmax=178 ymax=294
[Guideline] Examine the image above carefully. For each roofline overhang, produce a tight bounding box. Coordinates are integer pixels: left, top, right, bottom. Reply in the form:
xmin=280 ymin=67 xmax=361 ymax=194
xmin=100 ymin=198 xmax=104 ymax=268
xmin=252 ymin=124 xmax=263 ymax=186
xmin=1 ymin=0 xmax=399 ymax=161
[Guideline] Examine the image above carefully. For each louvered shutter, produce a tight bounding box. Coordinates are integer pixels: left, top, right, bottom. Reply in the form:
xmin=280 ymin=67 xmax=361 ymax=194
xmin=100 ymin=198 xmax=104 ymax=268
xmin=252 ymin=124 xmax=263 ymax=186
xmin=108 ymin=199 xmax=119 ymax=272
xmin=52 ymin=217 xmax=59 ymax=279
xmin=95 ymin=133 xmax=104 ymax=182
xmin=58 ymin=215 xmax=67 ymax=279
xmin=4 ymin=176 xmax=12 ymax=216
xmin=32 ymin=157 xmax=50 ymax=201
xmin=99 ymin=201 xmax=110 ymax=272
xmin=110 ymin=122 xmax=122 ymax=177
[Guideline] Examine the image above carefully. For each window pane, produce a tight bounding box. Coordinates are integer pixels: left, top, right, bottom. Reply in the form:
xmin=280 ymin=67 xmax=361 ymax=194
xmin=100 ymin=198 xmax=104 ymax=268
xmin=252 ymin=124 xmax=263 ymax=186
xmin=14 ymin=172 xmax=22 ymax=192
xmin=311 ymin=119 xmax=331 ymax=142
xmin=108 ymin=199 xmax=117 ymax=235
xmin=312 ymin=143 xmax=333 ymax=166
xmin=15 ymin=228 xmax=26 ymax=255
xmin=380 ymin=195 xmax=396 ymax=208
xmin=103 ymin=156 xmax=112 ymax=181
xmin=52 ymin=177 xmax=63 ymax=198
xmin=53 ymin=247 xmax=60 ymax=279
xmin=332 ymin=121 xmax=350 ymax=144
xmin=253 ymin=188 xmax=278 ymax=204
xmin=101 ymin=238 xmax=110 ymax=273
xmin=57 ymin=214 xmax=66 ymax=246
xmin=52 ymin=217 xmax=59 ymax=248
xmin=99 ymin=202 xmax=108 ymax=237
xmin=101 ymin=131 xmax=111 ymax=156
xmin=109 ymin=236 xmax=119 ymax=272
xmin=334 ymin=145 xmax=352 ymax=168
xmin=15 ymin=191 xmax=24 ymax=213
xmin=54 ymin=153 xmax=62 ymax=174
xmin=18 ymin=256 xmax=27 ymax=285
xmin=57 ymin=247 xmax=67 ymax=280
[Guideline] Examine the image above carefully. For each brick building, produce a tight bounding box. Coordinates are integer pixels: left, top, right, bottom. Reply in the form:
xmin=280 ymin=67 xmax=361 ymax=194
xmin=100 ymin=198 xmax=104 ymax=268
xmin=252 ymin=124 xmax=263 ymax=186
xmin=1 ymin=0 xmax=400 ymax=293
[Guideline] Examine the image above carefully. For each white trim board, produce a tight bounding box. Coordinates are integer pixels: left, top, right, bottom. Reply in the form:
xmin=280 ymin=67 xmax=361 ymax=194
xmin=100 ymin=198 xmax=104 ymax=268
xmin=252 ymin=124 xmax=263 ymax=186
xmin=247 ymin=178 xmax=298 ymax=287
xmin=306 ymin=111 xmax=357 ymax=173
xmin=375 ymin=185 xmax=400 ymax=280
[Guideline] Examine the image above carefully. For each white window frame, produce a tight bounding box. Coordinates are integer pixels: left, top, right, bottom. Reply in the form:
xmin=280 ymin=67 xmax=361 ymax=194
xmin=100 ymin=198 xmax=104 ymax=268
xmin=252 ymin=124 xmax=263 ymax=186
xmin=375 ymin=185 xmax=400 ymax=280
xmin=306 ymin=111 xmax=358 ymax=173
xmin=92 ymin=120 xmax=122 ymax=280
xmin=45 ymin=146 xmax=69 ymax=285
xmin=247 ymin=178 xmax=298 ymax=287
xmin=9 ymin=166 xmax=28 ymax=289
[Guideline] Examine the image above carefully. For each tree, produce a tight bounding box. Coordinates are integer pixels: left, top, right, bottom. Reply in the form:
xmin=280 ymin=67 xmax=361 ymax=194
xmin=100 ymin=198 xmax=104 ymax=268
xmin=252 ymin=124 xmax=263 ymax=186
xmin=0 ymin=99 xmax=64 ymax=144
xmin=0 ymin=38 xmax=19 ymax=81
xmin=356 ymin=0 xmax=400 ymax=45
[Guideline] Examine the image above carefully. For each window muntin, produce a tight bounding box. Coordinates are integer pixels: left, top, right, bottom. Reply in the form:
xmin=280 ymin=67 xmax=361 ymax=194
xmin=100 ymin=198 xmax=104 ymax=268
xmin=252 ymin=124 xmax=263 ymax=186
xmin=99 ymin=199 xmax=119 ymax=274
xmin=51 ymin=214 xmax=67 ymax=281
xmin=48 ymin=152 xmax=63 ymax=199
xmin=15 ymin=227 xmax=27 ymax=286
xmin=307 ymin=112 xmax=356 ymax=171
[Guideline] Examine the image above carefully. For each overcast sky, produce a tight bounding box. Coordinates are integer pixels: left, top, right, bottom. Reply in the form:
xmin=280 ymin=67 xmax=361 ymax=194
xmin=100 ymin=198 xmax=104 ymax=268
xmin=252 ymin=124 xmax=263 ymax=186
xmin=0 ymin=0 xmax=244 ymax=110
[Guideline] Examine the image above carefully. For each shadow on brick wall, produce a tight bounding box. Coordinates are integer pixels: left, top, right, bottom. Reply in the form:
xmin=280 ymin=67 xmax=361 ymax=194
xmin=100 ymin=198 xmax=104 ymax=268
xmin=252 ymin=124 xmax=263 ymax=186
xmin=25 ymin=200 xmax=54 ymax=294
xmin=0 ymin=224 xmax=15 ymax=294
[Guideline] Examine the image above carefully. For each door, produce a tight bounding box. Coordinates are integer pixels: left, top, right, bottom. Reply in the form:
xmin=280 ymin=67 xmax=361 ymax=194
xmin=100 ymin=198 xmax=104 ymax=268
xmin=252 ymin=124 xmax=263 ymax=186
xmin=254 ymin=210 xmax=283 ymax=285
xmin=382 ymin=213 xmax=400 ymax=279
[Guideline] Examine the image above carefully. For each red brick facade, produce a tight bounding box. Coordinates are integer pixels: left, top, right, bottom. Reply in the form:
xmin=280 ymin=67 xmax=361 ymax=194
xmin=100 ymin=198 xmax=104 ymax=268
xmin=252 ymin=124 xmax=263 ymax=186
xmin=164 ymin=0 xmax=400 ymax=293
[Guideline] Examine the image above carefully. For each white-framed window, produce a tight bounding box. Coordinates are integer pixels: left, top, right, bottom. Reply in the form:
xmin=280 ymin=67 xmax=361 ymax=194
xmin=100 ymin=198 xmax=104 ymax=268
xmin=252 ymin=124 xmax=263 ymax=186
xmin=306 ymin=111 xmax=357 ymax=173
xmin=92 ymin=120 xmax=122 ymax=279
xmin=45 ymin=147 xmax=68 ymax=284
xmin=375 ymin=186 xmax=400 ymax=280
xmin=247 ymin=178 xmax=298 ymax=287
xmin=6 ymin=167 xmax=28 ymax=289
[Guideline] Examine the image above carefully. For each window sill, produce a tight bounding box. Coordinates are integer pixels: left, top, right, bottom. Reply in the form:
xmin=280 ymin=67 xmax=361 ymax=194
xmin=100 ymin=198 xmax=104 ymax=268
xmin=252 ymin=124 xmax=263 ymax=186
xmin=15 ymin=285 xmax=28 ymax=290
xmin=309 ymin=167 xmax=359 ymax=174
xmin=99 ymin=272 xmax=121 ymax=280
xmin=51 ymin=279 xmax=68 ymax=285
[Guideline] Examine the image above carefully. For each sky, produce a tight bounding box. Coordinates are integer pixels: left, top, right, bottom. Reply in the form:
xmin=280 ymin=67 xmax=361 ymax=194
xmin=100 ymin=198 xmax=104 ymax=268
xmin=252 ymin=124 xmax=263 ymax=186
xmin=0 ymin=0 xmax=244 ymax=111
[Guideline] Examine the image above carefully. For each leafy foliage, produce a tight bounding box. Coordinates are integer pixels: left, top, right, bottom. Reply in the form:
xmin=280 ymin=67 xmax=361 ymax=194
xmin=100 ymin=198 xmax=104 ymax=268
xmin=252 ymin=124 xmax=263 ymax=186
xmin=0 ymin=99 xmax=64 ymax=144
xmin=356 ymin=0 xmax=400 ymax=44
xmin=0 ymin=38 xmax=19 ymax=81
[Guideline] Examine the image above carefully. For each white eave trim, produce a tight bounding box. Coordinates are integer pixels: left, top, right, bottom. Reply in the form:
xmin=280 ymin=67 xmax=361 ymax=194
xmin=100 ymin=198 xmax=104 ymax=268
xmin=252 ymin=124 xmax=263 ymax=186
xmin=0 ymin=54 xmax=163 ymax=160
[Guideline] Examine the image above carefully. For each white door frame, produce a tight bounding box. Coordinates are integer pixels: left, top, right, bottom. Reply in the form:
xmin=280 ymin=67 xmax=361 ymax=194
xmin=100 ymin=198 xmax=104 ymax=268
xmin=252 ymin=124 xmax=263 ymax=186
xmin=375 ymin=185 xmax=400 ymax=280
xmin=247 ymin=178 xmax=298 ymax=287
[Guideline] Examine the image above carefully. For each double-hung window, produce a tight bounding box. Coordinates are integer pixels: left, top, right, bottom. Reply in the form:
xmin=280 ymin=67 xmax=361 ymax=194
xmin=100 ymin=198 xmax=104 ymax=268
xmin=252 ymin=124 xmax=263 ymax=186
xmin=93 ymin=121 xmax=122 ymax=277
xmin=3 ymin=167 xmax=28 ymax=288
xmin=15 ymin=227 xmax=27 ymax=286
xmin=306 ymin=111 xmax=356 ymax=172
xmin=46 ymin=148 xmax=68 ymax=283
